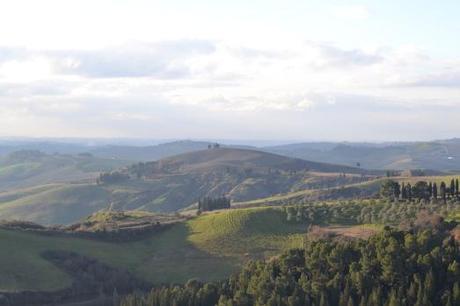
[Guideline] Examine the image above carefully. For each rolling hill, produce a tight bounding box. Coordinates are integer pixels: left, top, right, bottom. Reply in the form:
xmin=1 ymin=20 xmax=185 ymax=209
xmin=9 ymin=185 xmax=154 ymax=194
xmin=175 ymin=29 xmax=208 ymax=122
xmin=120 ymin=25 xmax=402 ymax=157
xmin=0 ymin=148 xmax=377 ymax=224
xmin=264 ymin=139 xmax=460 ymax=171
xmin=90 ymin=140 xmax=255 ymax=161
xmin=0 ymin=207 xmax=304 ymax=293
xmin=0 ymin=150 xmax=130 ymax=191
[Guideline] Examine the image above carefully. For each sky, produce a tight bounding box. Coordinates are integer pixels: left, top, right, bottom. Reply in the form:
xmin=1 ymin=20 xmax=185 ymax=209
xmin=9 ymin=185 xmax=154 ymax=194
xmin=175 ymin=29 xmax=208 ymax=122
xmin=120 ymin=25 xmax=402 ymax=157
xmin=1 ymin=0 xmax=460 ymax=141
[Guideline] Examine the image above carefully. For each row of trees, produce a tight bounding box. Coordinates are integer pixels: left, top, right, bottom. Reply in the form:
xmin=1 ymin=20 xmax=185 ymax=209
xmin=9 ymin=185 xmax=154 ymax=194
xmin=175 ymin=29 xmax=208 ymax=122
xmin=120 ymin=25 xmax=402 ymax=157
xmin=97 ymin=171 xmax=130 ymax=185
xmin=119 ymin=224 xmax=460 ymax=306
xmin=284 ymin=200 xmax=458 ymax=227
xmin=198 ymin=196 xmax=231 ymax=212
xmin=380 ymin=179 xmax=460 ymax=202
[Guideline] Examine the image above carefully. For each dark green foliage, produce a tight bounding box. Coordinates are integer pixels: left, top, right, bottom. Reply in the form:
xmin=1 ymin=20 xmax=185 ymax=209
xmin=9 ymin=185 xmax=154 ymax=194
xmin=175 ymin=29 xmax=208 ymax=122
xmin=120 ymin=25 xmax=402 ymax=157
xmin=456 ymin=179 xmax=459 ymax=198
xmin=441 ymin=182 xmax=447 ymax=203
xmin=1 ymin=251 xmax=149 ymax=306
xmin=97 ymin=171 xmax=130 ymax=184
xmin=433 ymin=182 xmax=438 ymax=199
xmin=380 ymin=179 xmax=401 ymax=200
xmin=381 ymin=179 xmax=460 ymax=203
xmin=282 ymin=199 xmax=459 ymax=227
xmin=119 ymin=227 xmax=460 ymax=306
xmin=198 ymin=197 xmax=231 ymax=212
xmin=412 ymin=181 xmax=431 ymax=200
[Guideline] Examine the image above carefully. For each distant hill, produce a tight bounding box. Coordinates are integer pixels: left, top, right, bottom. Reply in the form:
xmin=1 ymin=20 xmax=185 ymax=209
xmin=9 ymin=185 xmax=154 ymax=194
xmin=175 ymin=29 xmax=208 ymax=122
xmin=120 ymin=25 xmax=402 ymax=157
xmin=90 ymin=140 xmax=254 ymax=161
xmin=111 ymin=148 xmax=376 ymax=212
xmin=0 ymin=150 xmax=130 ymax=191
xmin=141 ymin=147 xmax=373 ymax=174
xmin=264 ymin=140 xmax=460 ymax=171
xmin=0 ymin=148 xmax=377 ymax=224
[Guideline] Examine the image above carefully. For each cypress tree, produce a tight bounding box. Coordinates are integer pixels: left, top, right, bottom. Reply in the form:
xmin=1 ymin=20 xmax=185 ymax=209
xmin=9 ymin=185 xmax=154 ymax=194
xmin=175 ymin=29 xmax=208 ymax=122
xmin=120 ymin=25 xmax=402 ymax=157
xmin=456 ymin=179 xmax=459 ymax=198
xmin=401 ymin=182 xmax=407 ymax=200
xmin=440 ymin=182 xmax=447 ymax=203
xmin=407 ymin=183 xmax=412 ymax=201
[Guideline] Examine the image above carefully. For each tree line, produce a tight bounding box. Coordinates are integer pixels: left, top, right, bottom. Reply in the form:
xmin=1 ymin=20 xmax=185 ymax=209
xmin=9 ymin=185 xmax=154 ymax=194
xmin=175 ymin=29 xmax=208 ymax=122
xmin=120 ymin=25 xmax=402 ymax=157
xmin=380 ymin=178 xmax=460 ymax=202
xmin=198 ymin=196 xmax=231 ymax=212
xmin=97 ymin=171 xmax=130 ymax=185
xmin=284 ymin=199 xmax=459 ymax=227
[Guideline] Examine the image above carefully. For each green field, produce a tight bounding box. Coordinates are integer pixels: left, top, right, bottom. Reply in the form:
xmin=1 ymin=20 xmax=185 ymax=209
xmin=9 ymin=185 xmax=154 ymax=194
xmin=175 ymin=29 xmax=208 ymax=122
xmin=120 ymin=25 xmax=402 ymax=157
xmin=0 ymin=207 xmax=305 ymax=292
xmin=0 ymin=184 xmax=111 ymax=225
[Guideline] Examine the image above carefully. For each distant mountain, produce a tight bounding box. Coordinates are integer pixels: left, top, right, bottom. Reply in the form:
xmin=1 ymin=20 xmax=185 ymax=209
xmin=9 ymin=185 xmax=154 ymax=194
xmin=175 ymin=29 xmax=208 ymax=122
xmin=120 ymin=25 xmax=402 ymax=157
xmin=90 ymin=140 xmax=255 ymax=161
xmin=264 ymin=140 xmax=460 ymax=171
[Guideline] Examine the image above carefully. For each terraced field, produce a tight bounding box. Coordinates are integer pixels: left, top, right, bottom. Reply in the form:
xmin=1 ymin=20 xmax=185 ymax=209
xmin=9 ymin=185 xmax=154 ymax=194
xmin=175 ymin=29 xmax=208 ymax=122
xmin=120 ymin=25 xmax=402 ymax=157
xmin=188 ymin=207 xmax=305 ymax=258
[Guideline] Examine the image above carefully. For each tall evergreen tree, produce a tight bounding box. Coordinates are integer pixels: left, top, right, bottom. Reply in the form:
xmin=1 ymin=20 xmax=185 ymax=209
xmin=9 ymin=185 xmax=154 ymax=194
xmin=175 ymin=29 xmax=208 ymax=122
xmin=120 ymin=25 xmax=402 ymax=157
xmin=456 ymin=179 xmax=459 ymax=198
xmin=440 ymin=182 xmax=447 ymax=203
xmin=401 ymin=182 xmax=407 ymax=200
xmin=450 ymin=179 xmax=456 ymax=198
xmin=432 ymin=183 xmax=438 ymax=199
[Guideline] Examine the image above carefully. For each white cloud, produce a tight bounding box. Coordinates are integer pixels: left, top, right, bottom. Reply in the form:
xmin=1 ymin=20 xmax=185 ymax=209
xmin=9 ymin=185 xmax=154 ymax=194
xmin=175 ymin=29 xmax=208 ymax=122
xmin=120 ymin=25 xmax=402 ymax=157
xmin=0 ymin=38 xmax=459 ymax=140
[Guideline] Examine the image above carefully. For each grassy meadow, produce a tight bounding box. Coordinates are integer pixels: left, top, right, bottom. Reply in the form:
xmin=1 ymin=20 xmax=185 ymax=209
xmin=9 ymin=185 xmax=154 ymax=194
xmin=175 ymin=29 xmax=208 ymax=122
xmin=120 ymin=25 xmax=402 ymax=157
xmin=0 ymin=207 xmax=306 ymax=292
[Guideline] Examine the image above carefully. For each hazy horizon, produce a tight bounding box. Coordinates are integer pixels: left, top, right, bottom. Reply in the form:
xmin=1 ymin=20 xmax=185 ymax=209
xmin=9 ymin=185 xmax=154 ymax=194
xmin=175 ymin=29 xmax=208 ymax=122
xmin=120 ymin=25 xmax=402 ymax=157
xmin=0 ymin=136 xmax=459 ymax=148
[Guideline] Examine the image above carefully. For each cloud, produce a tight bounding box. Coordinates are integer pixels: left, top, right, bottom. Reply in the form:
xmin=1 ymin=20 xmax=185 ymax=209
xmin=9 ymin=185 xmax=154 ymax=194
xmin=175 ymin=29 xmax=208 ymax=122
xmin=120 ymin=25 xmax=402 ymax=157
xmin=309 ymin=42 xmax=383 ymax=68
xmin=407 ymin=71 xmax=460 ymax=88
xmin=53 ymin=40 xmax=216 ymax=78
xmin=0 ymin=38 xmax=459 ymax=141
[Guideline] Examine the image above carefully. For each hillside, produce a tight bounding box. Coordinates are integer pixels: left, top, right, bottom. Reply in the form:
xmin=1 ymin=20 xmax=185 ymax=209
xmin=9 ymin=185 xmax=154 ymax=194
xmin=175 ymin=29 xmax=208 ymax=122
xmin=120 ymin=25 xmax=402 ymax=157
xmin=90 ymin=140 xmax=216 ymax=161
xmin=0 ymin=199 xmax=457 ymax=305
xmin=0 ymin=207 xmax=305 ymax=293
xmin=116 ymin=148 xmax=377 ymax=211
xmin=90 ymin=140 xmax=255 ymax=161
xmin=0 ymin=148 xmax=379 ymax=224
xmin=0 ymin=150 xmax=130 ymax=191
xmin=264 ymin=140 xmax=460 ymax=171
xmin=150 ymin=147 xmax=372 ymax=174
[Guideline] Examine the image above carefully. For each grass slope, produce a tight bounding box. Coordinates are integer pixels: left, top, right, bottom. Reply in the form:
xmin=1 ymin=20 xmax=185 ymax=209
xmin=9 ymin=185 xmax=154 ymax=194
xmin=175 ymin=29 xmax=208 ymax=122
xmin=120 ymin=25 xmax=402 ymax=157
xmin=0 ymin=184 xmax=110 ymax=225
xmin=0 ymin=150 xmax=130 ymax=191
xmin=0 ymin=207 xmax=305 ymax=292
xmin=0 ymin=148 xmax=378 ymax=224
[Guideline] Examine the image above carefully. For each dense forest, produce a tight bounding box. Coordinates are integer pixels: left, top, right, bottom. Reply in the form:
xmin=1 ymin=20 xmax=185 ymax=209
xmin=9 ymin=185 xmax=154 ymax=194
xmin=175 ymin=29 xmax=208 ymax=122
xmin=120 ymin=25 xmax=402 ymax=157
xmin=119 ymin=220 xmax=460 ymax=306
